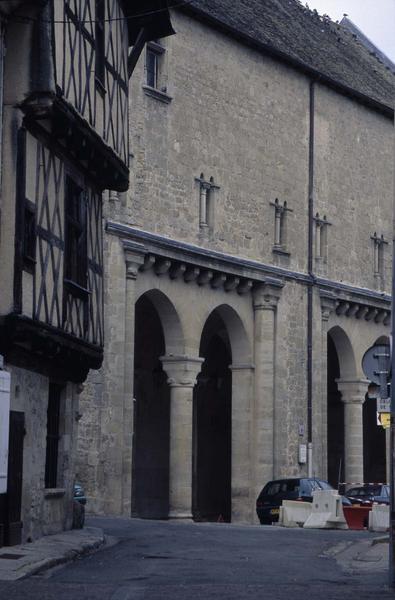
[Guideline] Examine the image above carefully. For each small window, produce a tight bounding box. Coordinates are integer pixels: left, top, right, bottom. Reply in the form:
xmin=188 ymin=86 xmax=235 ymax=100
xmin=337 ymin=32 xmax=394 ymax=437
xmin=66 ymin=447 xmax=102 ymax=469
xmin=45 ymin=383 xmax=62 ymax=488
xmin=197 ymin=174 xmax=219 ymax=232
xmin=95 ymin=0 xmax=105 ymax=88
xmin=145 ymin=41 xmax=165 ymax=90
xmin=65 ymin=177 xmax=88 ymax=292
xmin=23 ymin=200 xmax=36 ymax=271
xmin=270 ymin=198 xmax=292 ymax=253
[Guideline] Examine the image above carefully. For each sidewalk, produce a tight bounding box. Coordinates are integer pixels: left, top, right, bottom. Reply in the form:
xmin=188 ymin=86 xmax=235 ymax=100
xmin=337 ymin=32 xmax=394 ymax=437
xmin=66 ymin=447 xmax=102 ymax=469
xmin=0 ymin=527 xmax=105 ymax=581
xmin=325 ymin=535 xmax=389 ymax=574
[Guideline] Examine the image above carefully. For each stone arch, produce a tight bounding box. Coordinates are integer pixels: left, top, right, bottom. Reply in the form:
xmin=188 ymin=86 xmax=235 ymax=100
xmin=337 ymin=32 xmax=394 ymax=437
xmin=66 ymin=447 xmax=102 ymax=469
xmin=363 ymin=334 xmax=389 ymax=484
xmin=132 ymin=289 xmax=184 ymax=519
xmin=135 ymin=288 xmax=185 ymax=355
xmin=193 ymin=303 xmax=252 ymax=523
xmin=200 ymin=303 xmax=252 ymax=365
xmin=327 ymin=325 xmax=357 ymax=379
xmin=326 ymin=325 xmax=357 ymax=487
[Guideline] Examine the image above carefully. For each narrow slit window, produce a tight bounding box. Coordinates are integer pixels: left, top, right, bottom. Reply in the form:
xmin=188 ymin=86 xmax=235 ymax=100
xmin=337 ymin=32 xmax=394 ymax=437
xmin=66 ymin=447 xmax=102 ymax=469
xmin=270 ymin=198 xmax=291 ymax=252
xmin=45 ymin=383 xmax=62 ymax=489
xmin=23 ymin=200 xmax=36 ymax=270
xmin=65 ymin=177 xmax=88 ymax=291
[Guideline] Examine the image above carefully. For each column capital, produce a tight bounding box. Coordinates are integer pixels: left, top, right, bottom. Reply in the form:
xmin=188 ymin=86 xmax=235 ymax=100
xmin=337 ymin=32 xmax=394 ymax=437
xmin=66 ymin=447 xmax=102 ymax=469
xmin=160 ymin=355 xmax=204 ymax=388
xmin=336 ymin=378 xmax=369 ymax=404
xmin=123 ymin=240 xmax=146 ymax=280
xmin=319 ymin=289 xmax=337 ymax=321
xmin=253 ymin=278 xmax=284 ymax=311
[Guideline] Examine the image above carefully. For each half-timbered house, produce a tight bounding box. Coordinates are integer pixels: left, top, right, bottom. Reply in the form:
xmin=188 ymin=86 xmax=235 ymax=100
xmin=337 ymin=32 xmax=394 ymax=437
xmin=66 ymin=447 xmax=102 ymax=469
xmin=0 ymin=0 xmax=174 ymax=545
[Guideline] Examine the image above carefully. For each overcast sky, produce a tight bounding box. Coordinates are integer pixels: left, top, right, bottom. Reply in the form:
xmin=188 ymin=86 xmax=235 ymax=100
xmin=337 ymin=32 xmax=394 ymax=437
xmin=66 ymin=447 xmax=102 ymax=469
xmin=306 ymin=0 xmax=395 ymax=62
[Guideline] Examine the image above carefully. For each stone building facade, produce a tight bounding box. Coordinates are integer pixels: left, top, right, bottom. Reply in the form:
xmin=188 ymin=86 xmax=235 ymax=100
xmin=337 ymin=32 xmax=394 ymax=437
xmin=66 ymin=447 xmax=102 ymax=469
xmin=78 ymin=0 xmax=395 ymax=523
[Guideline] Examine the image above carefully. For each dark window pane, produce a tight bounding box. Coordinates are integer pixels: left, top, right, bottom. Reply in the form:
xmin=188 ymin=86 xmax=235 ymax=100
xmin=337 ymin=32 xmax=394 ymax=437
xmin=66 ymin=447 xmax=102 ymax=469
xmin=65 ymin=177 xmax=87 ymax=289
xmin=23 ymin=202 xmax=36 ymax=262
xmin=45 ymin=383 xmax=62 ymax=488
xmin=146 ymin=49 xmax=157 ymax=88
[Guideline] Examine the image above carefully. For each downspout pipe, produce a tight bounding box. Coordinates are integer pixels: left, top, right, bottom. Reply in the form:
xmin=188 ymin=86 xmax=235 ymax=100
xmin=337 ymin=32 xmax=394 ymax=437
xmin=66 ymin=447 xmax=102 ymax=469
xmin=307 ymin=80 xmax=315 ymax=477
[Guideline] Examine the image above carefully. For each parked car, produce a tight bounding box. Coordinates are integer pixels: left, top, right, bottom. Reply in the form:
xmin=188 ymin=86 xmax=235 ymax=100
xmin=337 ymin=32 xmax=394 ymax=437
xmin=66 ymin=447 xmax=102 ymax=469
xmin=256 ymin=477 xmax=351 ymax=524
xmin=345 ymin=484 xmax=390 ymax=505
xmin=73 ymin=482 xmax=87 ymax=505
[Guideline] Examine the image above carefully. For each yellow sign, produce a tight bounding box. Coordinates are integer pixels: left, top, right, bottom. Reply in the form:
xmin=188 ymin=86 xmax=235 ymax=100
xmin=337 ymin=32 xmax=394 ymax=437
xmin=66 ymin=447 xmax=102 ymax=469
xmin=377 ymin=412 xmax=391 ymax=429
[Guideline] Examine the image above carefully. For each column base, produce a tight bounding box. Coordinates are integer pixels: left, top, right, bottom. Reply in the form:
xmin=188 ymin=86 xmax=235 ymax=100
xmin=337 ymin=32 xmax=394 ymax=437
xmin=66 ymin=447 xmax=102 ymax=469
xmin=168 ymin=510 xmax=193 ymax=520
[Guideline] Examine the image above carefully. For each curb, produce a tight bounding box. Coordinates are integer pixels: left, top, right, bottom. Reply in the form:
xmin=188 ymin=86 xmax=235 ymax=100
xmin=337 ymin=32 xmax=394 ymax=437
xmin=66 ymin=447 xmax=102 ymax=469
xmin=22 ymin=533 xmax=106 ymax=579
xmin=0 ymin=527 xmax=106 ymax=581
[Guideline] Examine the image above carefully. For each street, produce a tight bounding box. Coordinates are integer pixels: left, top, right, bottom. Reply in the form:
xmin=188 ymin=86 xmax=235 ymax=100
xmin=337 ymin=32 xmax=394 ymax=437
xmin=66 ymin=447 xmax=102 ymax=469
xmin=0 ymin=517 xmax=393 ymax=600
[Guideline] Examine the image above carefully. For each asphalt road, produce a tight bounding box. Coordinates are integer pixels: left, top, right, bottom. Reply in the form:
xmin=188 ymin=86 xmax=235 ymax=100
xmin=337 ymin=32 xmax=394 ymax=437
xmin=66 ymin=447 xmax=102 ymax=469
xmin=0 ymin=516 xmax=393 ymax=600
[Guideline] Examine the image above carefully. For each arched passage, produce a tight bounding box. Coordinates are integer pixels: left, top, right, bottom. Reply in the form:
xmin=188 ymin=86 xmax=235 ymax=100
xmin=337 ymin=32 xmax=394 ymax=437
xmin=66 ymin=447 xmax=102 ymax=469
xmin=363 ymin=335 xmax=388 ymax=483
xmin=193 ymin=304 xmax=250 ymax=523
xmin=327 ymin=326 xmax=356 ymax=487
xmin=132 ymin=290 xmax=183 ymax=519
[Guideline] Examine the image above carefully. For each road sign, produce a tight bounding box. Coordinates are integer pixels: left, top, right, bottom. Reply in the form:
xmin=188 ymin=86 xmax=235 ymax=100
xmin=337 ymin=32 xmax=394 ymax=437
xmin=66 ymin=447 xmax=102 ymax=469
xmin=377 ymin=397 xmax=391 ymax=413
xmin=362 ymin=344 xmax=391 ymax=398
xmin=377 ymin=412 xmax=391 ymax=429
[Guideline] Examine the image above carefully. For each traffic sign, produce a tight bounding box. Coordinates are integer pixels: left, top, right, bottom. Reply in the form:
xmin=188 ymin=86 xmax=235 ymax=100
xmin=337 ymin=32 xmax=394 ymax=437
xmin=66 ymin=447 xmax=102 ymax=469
xmin=362 ymin=344 xmax=391 ymax=398
xmin=377 ymin=397 xmax=391 ymax=413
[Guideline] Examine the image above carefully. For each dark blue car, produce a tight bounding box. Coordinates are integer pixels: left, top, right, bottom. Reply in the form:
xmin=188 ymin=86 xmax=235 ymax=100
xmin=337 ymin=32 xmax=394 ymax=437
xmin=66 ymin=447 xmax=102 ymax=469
xmin=256 ymin=477 xmax=350 ymax=524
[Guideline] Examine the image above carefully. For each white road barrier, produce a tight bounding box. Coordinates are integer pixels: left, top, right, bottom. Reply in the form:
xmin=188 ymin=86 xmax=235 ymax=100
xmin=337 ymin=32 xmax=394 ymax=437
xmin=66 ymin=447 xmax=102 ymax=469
xmin=279 ymin=500 xmax=312 ymax=527
xmin=368 ymin=503 xmax=389 ymax=532
xmin=303 ymin=490 xmax=348 ymax=530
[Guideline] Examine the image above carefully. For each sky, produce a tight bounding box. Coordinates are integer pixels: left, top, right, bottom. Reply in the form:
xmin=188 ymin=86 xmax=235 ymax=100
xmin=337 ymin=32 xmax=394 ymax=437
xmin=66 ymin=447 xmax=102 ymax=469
xmin=305 ymin=0 xmax=395 ymax=62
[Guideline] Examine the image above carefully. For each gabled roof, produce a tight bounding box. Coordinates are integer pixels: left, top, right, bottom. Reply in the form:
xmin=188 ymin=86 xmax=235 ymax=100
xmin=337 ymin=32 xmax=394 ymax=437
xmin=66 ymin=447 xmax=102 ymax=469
xmin=340 ymin=16 xmax=395 ymax=74
xmin=179 ymin=0 xmax=395 ymax=114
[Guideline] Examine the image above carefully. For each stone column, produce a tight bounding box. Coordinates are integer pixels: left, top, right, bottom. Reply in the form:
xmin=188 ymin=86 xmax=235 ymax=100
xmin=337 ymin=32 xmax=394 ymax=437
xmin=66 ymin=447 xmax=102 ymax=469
xmin=160 ymin=355 xmax=203 ymax=519
xmin=337 ymin=378 xmax=369 ymax=486
xmin=122 ymin=243 xmax=145 ymax=515
xmin=318 ymin=290 xmax=337 ymax=479
xmin=229 ymin=364 xmax=254 ymax=523
xmin=252 ymin=278 xmax=283 ymax=501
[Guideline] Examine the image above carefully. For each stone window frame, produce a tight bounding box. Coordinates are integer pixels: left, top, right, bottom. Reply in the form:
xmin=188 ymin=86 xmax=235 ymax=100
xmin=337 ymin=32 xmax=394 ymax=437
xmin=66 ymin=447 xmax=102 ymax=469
xmin=270 ymin=198 xmax=292 ymax=255
xmin=313 ymin=213 xmax=331 ymax=263
xmin=371 ymin=232 xmax=388 ymax=285
xmin=195 ymin=173 xmax=220 ymax=233
xmin=44 ymin=382 xmax=63 ymax=489
xmin=142 ymin=40 xmax=172 ymax=104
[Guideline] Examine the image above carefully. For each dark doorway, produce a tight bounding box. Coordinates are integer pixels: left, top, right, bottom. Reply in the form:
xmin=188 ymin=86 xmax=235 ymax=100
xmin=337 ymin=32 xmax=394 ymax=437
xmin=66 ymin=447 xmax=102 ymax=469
xmin=363 ymin=396 xmax=386 ymax=483
xmin=327 ymin=334 xmax=344 ymax=488
xmin=132 ymin=295 xmax=170 ymax=519
xmin=193 ymin=311 xmax=232 ymax=523
xmin=0 ymin=411 xmax=25 ymax=546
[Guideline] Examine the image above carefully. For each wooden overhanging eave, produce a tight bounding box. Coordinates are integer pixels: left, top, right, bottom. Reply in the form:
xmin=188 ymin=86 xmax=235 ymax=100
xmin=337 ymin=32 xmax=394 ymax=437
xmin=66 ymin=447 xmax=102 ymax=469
xmin=0 ymin=314 xmax=103 ymax=383
xmin=21 ymin=92 xmax=130 ymax=192
xmin=122 ymin=0 xmax=176 ymax=46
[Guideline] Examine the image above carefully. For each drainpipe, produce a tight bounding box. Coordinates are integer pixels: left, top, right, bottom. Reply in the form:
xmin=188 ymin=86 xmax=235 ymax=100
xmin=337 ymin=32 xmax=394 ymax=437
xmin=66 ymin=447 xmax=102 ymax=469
xmin=307 ymin=80 xmax=315 ymax=478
